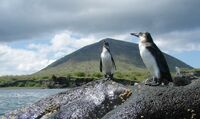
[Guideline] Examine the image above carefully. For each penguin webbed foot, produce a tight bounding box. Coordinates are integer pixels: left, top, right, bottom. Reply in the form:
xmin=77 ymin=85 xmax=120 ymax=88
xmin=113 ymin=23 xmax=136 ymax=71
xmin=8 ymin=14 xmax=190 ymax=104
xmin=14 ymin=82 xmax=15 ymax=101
xmin=162 ymin=79 xmax=170 ymax=86
xmin=103 ymin=75 xmax=109 ymax=80
xmin=145 ymin=78 xmax=161 ymax=86
xmin=109 ymin=74 xmax=114 ymax=80
xmin=104 ymin=74 xmax=113 ymax=80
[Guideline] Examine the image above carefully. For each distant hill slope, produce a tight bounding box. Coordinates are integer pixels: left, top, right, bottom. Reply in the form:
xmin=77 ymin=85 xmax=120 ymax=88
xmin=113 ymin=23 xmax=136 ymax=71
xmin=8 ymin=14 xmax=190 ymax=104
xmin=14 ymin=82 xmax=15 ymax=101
xmin=36 ymin=38 xmax=192 ymax=76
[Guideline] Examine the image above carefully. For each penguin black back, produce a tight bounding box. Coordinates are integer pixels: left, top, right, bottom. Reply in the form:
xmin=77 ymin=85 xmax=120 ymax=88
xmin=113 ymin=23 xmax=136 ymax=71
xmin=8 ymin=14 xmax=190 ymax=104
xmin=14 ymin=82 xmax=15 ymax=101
xmin=146 ymin=43 xmax=173 ymax=82
xmin=131 ymin=32 xmax=173 ymax=84
xmin=144 ymin=33 xmax=173 ymax=82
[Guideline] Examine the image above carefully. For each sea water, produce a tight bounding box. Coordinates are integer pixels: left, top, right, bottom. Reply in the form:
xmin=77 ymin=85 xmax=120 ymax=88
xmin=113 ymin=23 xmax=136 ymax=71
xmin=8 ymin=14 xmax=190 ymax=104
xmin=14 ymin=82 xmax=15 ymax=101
xmin=0 ymin=89 xmax=65 ymax=115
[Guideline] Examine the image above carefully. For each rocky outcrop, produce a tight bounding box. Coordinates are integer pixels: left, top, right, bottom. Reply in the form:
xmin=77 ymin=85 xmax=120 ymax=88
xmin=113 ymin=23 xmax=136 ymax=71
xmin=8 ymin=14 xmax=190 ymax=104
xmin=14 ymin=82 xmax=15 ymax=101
xmin=2 ymin=76 xmax=200 ymax=119
xmin=2 ymin=79 xmax=131 ymax=119
xmin=103 ymin=79 xmax=200 ymax=119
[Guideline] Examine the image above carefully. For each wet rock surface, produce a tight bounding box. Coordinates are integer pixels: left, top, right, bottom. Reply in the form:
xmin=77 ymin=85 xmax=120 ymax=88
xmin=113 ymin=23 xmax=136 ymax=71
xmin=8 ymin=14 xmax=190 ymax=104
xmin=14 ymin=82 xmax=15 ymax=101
xmin=2 ymin=79 xmax=131 ymax=119
xmin=103 ymin=79 xmax=200 ymax=119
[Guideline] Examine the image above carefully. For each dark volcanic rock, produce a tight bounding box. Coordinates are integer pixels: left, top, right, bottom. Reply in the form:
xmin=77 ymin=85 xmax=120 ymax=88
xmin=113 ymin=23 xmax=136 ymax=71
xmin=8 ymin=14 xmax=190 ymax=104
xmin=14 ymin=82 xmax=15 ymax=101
xmin=2 ymin=79 xmax=131 ymax=119
xmin=173 ymin=76 xmax=191 ymax=86
xmin=103 ymin=79 xmax=200 ymax=119
xmin=3 ymin=77 xmax=200 ymax=119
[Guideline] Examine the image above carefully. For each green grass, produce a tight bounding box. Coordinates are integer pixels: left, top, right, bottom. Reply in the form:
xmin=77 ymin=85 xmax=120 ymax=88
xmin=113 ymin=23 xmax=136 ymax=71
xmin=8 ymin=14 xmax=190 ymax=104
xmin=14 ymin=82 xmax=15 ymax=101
xmin=0 ymin=68 xmax=195 ymax=88
xmin=0 ymin=69 xmax=148 ymax=88
xmin=114 ymin=70 xmax=149 ymax=81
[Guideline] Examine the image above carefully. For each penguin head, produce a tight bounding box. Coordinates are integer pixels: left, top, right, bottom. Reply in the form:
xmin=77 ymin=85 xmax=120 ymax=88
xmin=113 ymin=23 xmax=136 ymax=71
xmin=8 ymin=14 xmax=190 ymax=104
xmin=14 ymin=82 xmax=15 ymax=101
xmin=103 ymin=40 xmax=110 ymax=50
xmin=131 ymin=32 xmax=153 ymax=42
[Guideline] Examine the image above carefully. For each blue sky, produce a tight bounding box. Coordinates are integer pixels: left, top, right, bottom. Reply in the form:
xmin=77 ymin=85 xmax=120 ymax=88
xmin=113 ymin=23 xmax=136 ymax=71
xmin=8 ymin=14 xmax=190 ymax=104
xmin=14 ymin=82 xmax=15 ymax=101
xmin=171 ymin=51 xmax=200 ymax=68
xmin=0 ymin=0 xmax=200 ymax=75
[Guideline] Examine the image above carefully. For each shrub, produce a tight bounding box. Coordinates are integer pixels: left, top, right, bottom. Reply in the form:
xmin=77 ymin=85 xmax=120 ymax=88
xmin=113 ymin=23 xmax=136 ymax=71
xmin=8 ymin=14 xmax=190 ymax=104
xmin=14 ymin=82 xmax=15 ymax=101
xmin=115 ymin=72 xmax=124 ymax=79
xmin=42 ymin=76 xmax=49 ymax=79
xmin=66 ymin=73 xmax=72 ymax=78
xmin=17 ymin=82 xmax=25 ymax=87
xmin=92 ymin=72 xmax=102 ymax=78
xmin=74 ymin=72 xmax=86 ymax=77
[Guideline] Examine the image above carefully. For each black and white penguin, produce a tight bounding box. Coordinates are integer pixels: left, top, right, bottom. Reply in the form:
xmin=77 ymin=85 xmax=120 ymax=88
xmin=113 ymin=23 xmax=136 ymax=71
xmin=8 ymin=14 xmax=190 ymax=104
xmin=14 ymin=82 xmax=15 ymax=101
xmin=131 ymin=32 xmax=173 ymax=86
xmin=100 ymin=41 xmax=116 ymax=80
xmin=175 ymin=66 xmax=182 ymax=77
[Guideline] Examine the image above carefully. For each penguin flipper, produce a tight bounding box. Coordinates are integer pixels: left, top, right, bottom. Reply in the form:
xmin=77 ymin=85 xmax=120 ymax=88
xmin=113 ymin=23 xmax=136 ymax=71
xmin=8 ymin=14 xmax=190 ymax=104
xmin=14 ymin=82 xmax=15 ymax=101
xmin=100 ymin=58 xmax=102 ymax=72
xmin=107 ymin=49 xmax=116 ymax=70
xmin=146 ymin=44 xmax=172 ymax=82
xmin=111 ymin=55 xmax=116 ymax=70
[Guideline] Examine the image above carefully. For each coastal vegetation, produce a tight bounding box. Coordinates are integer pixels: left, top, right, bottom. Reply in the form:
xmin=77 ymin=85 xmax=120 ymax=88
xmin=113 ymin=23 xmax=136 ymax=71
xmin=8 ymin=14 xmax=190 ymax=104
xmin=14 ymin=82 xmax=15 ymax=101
xmin=0 ymin=68 xmax=198 ymax=88
xmin=0 ymin=70 xmax=149 ymax=88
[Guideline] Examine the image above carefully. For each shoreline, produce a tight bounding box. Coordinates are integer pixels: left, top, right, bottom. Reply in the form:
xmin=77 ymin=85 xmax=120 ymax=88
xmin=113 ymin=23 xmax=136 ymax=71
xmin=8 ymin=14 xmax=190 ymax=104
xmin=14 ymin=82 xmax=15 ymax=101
xmin=0 ymin=77 xmax=137 ymax=89
xmin=0 ymin=87 xmax=47 ymax=89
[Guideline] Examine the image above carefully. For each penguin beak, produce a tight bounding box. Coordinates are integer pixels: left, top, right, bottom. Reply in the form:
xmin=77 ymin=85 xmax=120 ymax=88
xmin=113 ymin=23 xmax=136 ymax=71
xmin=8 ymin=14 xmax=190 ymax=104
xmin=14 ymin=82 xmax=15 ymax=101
xmin=130 ymin=33 xmax=139 ymax=37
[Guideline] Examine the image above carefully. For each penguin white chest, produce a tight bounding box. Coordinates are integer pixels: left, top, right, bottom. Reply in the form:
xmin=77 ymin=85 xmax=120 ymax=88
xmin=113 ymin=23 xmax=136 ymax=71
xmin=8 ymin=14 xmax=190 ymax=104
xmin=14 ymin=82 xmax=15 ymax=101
xmin=101 ymin=51 xmax=113 ymax=74
xmin=139 ymin=43 xmax=160 ymax=78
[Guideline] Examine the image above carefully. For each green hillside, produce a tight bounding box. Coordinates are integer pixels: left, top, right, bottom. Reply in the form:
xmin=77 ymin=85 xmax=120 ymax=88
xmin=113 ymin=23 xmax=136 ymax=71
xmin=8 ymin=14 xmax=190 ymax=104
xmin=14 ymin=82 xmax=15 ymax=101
xmin=0 ymin=38 xmax=194 ymax=88
xmin=35 ymin=38 xmax=192 ymax=78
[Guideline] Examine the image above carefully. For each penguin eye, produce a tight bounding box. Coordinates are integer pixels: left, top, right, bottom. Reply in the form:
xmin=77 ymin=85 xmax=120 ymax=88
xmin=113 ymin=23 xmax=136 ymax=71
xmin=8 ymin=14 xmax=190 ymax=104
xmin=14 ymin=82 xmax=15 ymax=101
xmin=138 ymin=33 xmax=142 ymax=37
xmin=143 ymin=33 xmax=147 ymax=37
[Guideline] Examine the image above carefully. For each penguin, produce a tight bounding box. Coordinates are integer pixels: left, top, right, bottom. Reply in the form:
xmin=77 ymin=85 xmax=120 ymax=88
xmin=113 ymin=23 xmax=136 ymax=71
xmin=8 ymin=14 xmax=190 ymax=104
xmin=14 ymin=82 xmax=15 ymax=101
xmin=131 ymin=32 xmax=173 ymax=86
xmin=175 ymin=66 xmax=182 ymax=77
xmin=100 ymin=41 xmax=116 ymax=80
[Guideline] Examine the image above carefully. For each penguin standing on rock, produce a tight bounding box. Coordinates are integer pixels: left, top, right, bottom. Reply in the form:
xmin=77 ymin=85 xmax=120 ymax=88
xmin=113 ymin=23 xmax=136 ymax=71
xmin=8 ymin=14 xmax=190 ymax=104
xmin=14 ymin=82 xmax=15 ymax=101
xmin=100 ymin=41 xmax=116 ymax=80
xmin=175 ymin=66 xmax=182 ymax=77
xmin=131 ymin=32 xmax=173 ymax=86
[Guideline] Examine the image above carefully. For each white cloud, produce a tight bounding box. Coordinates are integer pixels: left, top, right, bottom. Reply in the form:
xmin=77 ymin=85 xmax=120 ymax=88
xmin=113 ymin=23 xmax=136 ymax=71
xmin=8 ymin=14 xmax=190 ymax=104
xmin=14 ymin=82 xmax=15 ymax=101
xmin=0 ymin=31 xmax=100 ymax=76
xmin=0 ymin=44 xmax=54 ymax=76
xmin=154 ymin=29 xmax=200 ymax=52
xmin=110 ymin=33 xmax=133 ymax=42
xmin=28 ymin=31 xmax=99 ymax=59
xmin=1 ymin=29 xmax=200 ymax=76
xmin=155 ymin=39 xmax=200 ymax=53
xmin=1 ymin=0 xmax=200 ymax=42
